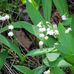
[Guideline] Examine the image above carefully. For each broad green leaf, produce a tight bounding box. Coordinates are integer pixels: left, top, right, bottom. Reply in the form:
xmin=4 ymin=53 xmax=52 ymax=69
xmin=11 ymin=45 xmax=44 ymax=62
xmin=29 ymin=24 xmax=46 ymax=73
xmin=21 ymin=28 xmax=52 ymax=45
xmin=43 ymin=57 xmax=50 ymax=67
xmin=46 ymin=53 xmax=60 ymax=62
xmin=58 ymin=23 xmax=74 ymax=65
xmin=33 ymin=66 xmax=45 ymax=74
xmin=0 ymin=21 xmax=35 ymax=35
xmin=58 ymin=23 xmax=74 ymax=54
xmin=26 ymin=0 xmax=46 ymax=26
xmin=62 ymin=18 xmax=71 ymax=26
xmin=70 ymin=15 xmax=74 ymax=37
xmin=70 ymin=66 xmax=74 ymax=74
xmin=51 ymin=67 xmax=65 ymax=74
xmin=0 ymin=50 xmax=8 ymax=69
xmin=31 ymin=0 xmax=38 ymax=9
xmin=43 ymin=57 xmax=62 ymax=67
xmin=35 ymin=0 xmax=41 ymax=9
xmin=26 ymin=48 xmax=54 ymax=57
xmin=57 ymin=60 xmax=72 ymax=67
xmin=0 ymin=34 xmax=24 ymax=61
xmin=57 ymin=45 xmax=74 ymax=66
xmin=53 ymin=0 xmax=68 ymax=16
xmin=13 ymin=65 xmax=34 ymax=74
xmin=42 ymin=0 xmax=52 ymax=21
xmin=64 ymin=54 xmax=74 ymax=66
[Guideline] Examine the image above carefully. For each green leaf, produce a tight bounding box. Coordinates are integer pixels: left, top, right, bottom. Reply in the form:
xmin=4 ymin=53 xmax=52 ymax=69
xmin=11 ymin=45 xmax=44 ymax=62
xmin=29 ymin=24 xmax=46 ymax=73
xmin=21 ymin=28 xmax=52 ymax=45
xmin=31 ymin=0 xmax=38 ymax=9
xmin=13 ymin=65 xmax=34 ymax=74
xmin=33 ymin=66 xmax=45 ymax=74
xmin=0 ymin=34 xmax=24 ymax=61
xmin=35 ymin=0 xmax=41 ymax=9
xmin=42 ymin=0 xmax=52 ymax=21
xmin=53 ymin=0 xmax=68 ymax=16
xmin=26 ymin=0 xmax=46 ymax=26
xmin=0 ymin=50 xmax=8 ymax=69
xmin=0 ymin=21 xmax=35 ymax=35
xmin=58 ymin=23 xmax=74 ymax=65
xmin=51 ymin=67 xmax=65 ymax=74
xmin=43 ymin=36 xmax=57 ymax=47
xmin=70 ymin=14 xmax=74 ymax=37
xmin=21 ymin=0 xmax=26 ymax=4
xmin=70 ymin=66 xmax=74 ymax=74
xmin=57 ymin=60 xmax=72 ymax=67
xmin=58 ymin=23 xmax=74 ymax=54
xmin=43 ymin=57 xmax=50 ymax=67
xmin=26 ymin=48 xmax=54 ymax=57
xmin=62 ymin=18 xmax=71 ymax=26
xmin=46 ymin=53 xmax=60 ymax=62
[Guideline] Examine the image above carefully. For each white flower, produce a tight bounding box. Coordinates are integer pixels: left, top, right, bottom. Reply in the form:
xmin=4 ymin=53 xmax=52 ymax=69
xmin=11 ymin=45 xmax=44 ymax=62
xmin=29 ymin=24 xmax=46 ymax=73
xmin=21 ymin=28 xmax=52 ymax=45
xmin=42 ymin=28 xmax=46 ymax=32
xmin=39 ymin=28 xmax=46 ymax=32
xmin=45 ymin=36 xmax=48 ymax=40
xmin=47 ymin=30 xmax=54 ymax=35
xmin=44 ymin=70 xmax=50 ymax=74
xmin=39 ymin=33 xmax=45 ymax=38
xmin=46 ymin=21 xmax=50 ymax=24
xmin=5 ymin=15 xmax=10 ymax=20
xmin=39 ymin=41 xmax=44 ymax=47
xmin=39 ymin=28 xmax=43 ymax=32
xmin=37 ymin=23 xmax=42 ymax=28
xmin=8 ymin=31 xmax=14 ymax=37
xmin=0 ymin=14 xmax=10 ymax=21
xmin=8 ymin=25 xmax=14 ymax=30
xmin=0 ymin=17 xmax=6 ymax=21
xmin=65 ymin=28 xmax=72 ymax=33
xmin=28 ymin=0 xmax=32 ymax=3
xmin=54 ymin=30 xmax=59 ymax=35
xmin=37 ymin=21 xmax=43 ymax=27
xmin=61 ymin=15 xmax=67 ymax=20
xmin=47 ymin=28 xmax=51 ymax=31
xmin=54 ymin=42 xmax=59 ymax=45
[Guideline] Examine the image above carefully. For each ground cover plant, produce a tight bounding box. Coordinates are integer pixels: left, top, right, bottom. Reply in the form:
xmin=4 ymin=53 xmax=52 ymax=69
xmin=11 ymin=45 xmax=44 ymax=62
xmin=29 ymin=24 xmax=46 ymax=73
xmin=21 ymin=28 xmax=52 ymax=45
xmin=0 ymin=0 xmax=74 ymax=74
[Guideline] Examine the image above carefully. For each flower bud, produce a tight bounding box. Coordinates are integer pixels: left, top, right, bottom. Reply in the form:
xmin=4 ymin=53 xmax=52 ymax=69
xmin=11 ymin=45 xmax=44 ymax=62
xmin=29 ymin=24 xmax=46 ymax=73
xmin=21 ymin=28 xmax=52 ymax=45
xmin=8 ymin=25 xmax=14 ymax=30
xmin=8 ymin=31 xmax=14 ymax=37
xmin=39 ymin=41 xmax=44 ymax=47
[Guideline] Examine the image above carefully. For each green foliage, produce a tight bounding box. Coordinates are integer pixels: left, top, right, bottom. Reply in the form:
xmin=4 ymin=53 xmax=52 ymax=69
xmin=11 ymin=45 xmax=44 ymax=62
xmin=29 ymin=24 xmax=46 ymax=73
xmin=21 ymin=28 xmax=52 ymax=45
xmin=0 ymin=50 xmax=8 ymax=69
xmin=0 ymin=0 xmax=74 ymax=74
xmin=57 ymin=23 xmax=74 ymax=65
xmin=13 ymin=65 xmax=34 ymax=74
xmin=26 ymin=48 xmax=54 ymax=57
xmin=26 ymin=0 xmax=47 ymax=26
xmin=51 ymin=67 xmax=65 ymax=74
xmin=33 ymin=66 xmax=45 ymax=74
xmin=53 ymin=0 xmax=68 ymax=16
xmin=42 ymin=0 xmax=52 ymax=21
xmin=70 ymin=15 xmax=74 ymax=36
xmin=0 ymin=34 xmax=24 ymax=62
xmin=46 ymin=53 xmax=60 ymax=62
xmin=58 ymin=23 xmax=74 ymax=54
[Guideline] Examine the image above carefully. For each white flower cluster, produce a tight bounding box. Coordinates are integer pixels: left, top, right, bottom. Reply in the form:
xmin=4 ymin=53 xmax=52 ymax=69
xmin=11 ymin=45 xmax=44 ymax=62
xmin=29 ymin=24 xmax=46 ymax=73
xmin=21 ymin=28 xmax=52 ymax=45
xmin=8 ymin=25 xmax=14 ymax=37
xmin=44 ymin=70 xmax=50 ymax=74
xmin=37 ymin=21 xmax=59 ymax=47
xmin=0 ymin=14 xmax=10 ymax=21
